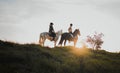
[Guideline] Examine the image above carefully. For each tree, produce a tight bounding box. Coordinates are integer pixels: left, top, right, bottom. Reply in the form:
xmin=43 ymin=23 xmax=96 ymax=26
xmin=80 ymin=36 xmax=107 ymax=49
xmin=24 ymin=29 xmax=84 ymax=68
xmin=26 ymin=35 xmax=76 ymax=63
xmin=86 ymin=32 xmax=104 ymax=50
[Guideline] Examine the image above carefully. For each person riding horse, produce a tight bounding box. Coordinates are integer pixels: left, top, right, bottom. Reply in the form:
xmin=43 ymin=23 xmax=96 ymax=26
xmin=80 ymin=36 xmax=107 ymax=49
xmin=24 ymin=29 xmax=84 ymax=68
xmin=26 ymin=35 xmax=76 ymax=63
xmin=68 ymin=23 xmax=73 ymax=38
xmin=49 ymin=22 xmax=56 ymax=40
xmin=68 ymin=23 xmax=73 ymax=33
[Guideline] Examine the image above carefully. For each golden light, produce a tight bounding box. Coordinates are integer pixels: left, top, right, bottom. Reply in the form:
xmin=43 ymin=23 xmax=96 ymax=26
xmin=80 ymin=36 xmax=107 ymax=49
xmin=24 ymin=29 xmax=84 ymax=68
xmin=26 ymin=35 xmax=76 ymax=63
xmin=69 ymin=43 xmax=90 ymax=56
xmin=71 ymin=48 xmax=89 ymax=56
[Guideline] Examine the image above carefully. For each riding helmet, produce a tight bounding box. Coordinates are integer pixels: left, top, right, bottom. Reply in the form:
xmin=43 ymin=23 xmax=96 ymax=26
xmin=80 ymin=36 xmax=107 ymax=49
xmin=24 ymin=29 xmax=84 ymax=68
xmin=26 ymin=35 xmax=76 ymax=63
xmin=70 ymin=23 xmax=73 ymax=26
xmin=50 ymin=22 xmax=54 ymax=25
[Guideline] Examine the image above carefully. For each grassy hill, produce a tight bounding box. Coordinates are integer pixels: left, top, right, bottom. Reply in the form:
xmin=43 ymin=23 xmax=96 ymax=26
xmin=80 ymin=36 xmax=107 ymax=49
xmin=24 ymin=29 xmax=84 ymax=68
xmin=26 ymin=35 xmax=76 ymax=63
xmin=0 ymin=40 xmax=120 ymax=73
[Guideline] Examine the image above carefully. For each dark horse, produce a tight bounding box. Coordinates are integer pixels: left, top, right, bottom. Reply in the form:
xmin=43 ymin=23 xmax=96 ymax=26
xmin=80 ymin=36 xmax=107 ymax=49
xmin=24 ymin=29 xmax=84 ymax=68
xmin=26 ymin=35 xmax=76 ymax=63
xmin=58 ymin=29 xmax=81 ymax=47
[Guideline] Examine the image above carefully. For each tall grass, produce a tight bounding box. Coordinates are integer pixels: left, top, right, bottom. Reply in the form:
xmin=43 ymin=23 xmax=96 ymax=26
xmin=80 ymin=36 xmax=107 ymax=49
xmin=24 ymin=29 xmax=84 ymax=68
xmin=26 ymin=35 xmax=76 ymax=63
xmin=0 ymin=40 xmax=120 ymax=73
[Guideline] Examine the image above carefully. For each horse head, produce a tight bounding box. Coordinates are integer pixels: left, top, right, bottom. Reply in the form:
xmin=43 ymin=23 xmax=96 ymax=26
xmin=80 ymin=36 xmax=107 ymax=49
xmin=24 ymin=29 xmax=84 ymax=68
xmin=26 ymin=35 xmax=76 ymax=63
xmin=74 ymin=29 xmax=81 ymax=36
xmin=56 ymin=30 xmax=62 ymax=35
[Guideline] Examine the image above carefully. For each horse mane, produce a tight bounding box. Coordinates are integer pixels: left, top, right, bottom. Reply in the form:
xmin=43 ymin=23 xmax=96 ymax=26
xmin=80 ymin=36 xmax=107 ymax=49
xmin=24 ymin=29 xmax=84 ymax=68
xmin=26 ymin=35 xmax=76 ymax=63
xmin=73 ymin=29 xmax=78 ymax=33
xmin=56 ymin=30 xmax=62 ymax=35
xmin=73 ymin=29 xmax=79 ymax=36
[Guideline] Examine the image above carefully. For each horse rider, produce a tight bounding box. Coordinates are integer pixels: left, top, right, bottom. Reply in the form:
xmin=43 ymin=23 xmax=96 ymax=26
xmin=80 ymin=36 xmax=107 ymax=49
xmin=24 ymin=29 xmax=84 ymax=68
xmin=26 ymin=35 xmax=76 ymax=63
xmin=49 ymin=22 xmax=56 ymax=40
xmin=68 ymin=23 xmax=73 ymax=38
xmin=68 ymin=23 xmax=73 ymax=33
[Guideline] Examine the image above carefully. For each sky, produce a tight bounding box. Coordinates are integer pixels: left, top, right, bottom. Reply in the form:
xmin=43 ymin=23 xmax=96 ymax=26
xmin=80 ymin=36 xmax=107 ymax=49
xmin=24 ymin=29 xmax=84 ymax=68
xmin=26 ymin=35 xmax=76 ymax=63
xmin=0 ymin=0 xmax=120 ymax=52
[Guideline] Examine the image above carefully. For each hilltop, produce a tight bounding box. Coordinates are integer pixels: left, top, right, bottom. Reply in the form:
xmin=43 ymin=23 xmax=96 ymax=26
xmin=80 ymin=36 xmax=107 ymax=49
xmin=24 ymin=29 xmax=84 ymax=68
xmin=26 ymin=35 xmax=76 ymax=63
xmin=0 ymin=40 xmax=120 ymax=73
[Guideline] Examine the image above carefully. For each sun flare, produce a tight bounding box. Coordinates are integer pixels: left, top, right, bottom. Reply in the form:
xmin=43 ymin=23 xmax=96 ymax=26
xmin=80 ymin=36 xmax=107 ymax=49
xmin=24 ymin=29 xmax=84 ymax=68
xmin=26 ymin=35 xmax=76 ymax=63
xmin=69 ymin=46 xmax=90 ymax=56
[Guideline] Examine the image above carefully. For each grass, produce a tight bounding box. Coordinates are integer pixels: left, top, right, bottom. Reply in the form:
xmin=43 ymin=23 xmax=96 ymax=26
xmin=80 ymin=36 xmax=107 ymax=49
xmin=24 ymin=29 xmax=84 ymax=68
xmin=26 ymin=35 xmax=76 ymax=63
xmin=0 ymin=40 xmax=120 ymax=73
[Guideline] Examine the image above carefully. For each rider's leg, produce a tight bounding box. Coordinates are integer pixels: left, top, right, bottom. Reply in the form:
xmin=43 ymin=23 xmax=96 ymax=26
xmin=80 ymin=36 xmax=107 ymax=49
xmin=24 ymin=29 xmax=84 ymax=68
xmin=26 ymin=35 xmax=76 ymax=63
xmin=52 ymin=32 xmax=56 ymax=40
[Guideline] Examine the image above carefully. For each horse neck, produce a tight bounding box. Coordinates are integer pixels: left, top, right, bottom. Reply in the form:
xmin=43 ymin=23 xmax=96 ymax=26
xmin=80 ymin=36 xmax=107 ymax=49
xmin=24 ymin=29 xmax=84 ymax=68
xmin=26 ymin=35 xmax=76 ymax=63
xmin=73 ymin=30 xmax=78 ymax=37
xmin=56 ymin=31 xmax=61 ymax=36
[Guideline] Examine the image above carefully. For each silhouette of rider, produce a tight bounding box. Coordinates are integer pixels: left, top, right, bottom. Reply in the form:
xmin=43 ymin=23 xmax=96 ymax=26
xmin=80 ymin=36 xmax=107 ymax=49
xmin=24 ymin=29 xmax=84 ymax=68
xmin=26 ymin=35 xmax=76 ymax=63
xmin=49 ymin=22 xmax=56 ymax=40
xmin=68 ymin=23 xmax=73 ymax=38
xmin=68 ymin=23 xmax=73 ymax=33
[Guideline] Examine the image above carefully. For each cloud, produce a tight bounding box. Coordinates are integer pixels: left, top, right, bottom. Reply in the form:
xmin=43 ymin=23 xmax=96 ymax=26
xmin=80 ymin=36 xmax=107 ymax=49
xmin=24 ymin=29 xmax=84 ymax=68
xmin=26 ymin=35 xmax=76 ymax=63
xmin=85 ymin=0 xmax=120 ymax=18
xmin=0 ymin=0 xmax=56 ymax=41
xmin=0 ymin=0 xmax=55 ymax=27
xmin=98 ymin=2 xmax=120 ymax=18
xmin=0 ymin=0 xmax=120 ymax=51
xmin=0 ymin=0 xmax=55 ymax=24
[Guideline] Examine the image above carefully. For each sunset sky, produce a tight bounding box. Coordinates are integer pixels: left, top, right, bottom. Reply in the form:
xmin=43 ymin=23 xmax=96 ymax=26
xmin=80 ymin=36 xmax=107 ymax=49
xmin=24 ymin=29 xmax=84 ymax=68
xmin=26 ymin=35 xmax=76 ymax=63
xmin=0 ymin=0 xmax=120 ymax=52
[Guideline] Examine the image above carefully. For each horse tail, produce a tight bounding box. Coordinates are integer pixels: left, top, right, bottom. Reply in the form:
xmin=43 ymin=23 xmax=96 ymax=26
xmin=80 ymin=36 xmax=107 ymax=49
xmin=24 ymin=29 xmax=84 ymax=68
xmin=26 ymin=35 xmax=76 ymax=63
xmin=59 ymin=34 xmax=64 ymax=45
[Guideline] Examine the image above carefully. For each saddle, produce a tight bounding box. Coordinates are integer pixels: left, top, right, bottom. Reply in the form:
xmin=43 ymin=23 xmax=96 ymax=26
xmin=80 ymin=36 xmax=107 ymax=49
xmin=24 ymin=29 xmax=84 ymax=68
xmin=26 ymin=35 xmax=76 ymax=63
xmin=49 ymin=32 xmax=56 ymax=37
xmin=48 ymin=32 xmax=56 ymax=41
xmin=68 ymin=33 xmax=74 ymax=41
xmin=48 ymin=33 xmax=52 ymax=37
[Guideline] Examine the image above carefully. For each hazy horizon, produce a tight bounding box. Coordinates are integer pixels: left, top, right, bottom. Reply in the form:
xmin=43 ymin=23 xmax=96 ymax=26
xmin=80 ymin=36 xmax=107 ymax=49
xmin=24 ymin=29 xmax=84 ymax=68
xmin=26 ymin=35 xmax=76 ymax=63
xmin=0 ymin=0 xmax=120 ymax=52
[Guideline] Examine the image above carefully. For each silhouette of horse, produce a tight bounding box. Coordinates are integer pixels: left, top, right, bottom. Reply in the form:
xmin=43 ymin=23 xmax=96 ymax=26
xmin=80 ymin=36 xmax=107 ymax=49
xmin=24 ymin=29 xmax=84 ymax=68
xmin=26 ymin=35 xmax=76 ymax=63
xmin=39 ymin=30 xmax=62 ymax=47
xmin=58 ymin=29 xmax=80 ymax=47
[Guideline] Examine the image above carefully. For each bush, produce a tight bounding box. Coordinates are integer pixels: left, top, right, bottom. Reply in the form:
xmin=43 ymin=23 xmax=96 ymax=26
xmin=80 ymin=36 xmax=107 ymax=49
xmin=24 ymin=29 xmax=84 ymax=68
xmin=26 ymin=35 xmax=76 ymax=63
xmin=86 ymin=32 xmax=104 ymax=50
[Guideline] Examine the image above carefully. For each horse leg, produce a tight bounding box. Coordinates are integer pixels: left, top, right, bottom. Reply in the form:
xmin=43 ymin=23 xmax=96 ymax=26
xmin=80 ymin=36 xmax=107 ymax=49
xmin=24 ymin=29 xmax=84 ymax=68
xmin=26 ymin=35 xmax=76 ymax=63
xmin=39 ymin=36 xmax=42 ymax=46
xmin=42 ymin=41 xmax=44 ymax=46
xmin=58 ymin=36 xmax=64 ymax=46
xmin=74 ymin=40 xmax=77 ymax=47
xmin=54 ymin=41 xmax=56 ymax=47
xmin=43 ymin=39 xmax=46 ymax=46
xmin=64 ymin=40 xmax=67 ymax=46
xmin=39 ymin=38 xmax=41 ymax=45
